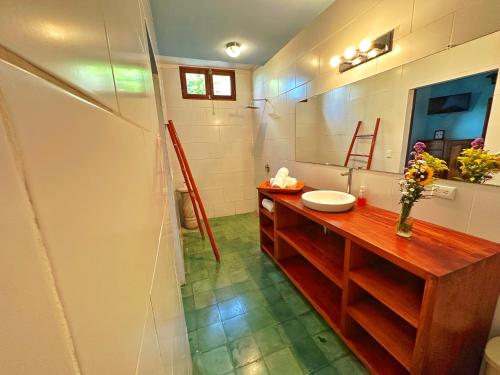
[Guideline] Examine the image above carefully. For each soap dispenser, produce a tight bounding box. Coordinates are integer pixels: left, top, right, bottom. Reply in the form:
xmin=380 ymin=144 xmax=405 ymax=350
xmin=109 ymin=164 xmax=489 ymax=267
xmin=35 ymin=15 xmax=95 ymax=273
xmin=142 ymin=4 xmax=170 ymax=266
xmin=357 ymin=185 xmax=367 ymax=206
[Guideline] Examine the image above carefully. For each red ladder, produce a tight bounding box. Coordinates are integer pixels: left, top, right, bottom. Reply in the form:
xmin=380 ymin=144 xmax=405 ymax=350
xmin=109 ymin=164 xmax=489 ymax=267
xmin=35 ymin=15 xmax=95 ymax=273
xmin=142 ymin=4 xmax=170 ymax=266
xmin=165 ymin=120 xmax=220 ymax=262
xmin=344 ymin=118 xmax=380 ymax=170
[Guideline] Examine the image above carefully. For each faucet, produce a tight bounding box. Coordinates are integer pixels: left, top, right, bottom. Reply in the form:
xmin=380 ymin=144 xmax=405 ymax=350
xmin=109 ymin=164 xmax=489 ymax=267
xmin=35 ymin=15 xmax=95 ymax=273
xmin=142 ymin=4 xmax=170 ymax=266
xmin=340 ymin=167 xmax=354 ymax=194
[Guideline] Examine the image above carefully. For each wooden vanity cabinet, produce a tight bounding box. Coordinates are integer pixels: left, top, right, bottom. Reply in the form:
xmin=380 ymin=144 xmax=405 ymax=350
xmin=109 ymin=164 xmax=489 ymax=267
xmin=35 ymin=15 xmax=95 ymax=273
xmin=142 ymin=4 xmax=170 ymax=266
xmin=257 ymin=187 xmax=500 ymax=375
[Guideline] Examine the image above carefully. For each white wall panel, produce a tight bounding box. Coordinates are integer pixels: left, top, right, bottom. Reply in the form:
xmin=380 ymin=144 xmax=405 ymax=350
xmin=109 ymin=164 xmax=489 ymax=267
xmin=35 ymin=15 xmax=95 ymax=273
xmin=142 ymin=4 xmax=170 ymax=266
xmin=102 ymin=0 xmax=157 ymax=129
xmin=136 ymin=303 xmax=165 ymax=375
xmin=0 ymin=96 xmax=79 ymax=375
xmin=0 ymin=0 xmax=118 ymax=110
xmin=0 ymin=60 xmax=159 ymax=375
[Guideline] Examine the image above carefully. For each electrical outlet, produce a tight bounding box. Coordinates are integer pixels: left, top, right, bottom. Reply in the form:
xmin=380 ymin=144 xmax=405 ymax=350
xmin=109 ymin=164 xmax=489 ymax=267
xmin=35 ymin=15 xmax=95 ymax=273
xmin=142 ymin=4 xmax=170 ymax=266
xmin=432 ymin=184 xmax=457 ymax=200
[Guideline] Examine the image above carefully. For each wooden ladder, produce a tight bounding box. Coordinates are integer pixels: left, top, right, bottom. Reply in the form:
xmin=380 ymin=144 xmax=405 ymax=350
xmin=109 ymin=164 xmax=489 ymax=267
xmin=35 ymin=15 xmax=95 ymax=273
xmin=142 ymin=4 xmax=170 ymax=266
xmin=344 ymin=118 xmax=380 ymax=170
xmin=166 ymin=120 xmax=220 ymax=262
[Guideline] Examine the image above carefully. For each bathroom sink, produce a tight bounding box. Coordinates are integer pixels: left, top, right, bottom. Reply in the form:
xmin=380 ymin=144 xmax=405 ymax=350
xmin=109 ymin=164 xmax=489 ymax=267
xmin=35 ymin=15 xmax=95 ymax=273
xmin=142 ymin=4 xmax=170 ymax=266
xmin=301 ymin=190 xmax=355 ymax=212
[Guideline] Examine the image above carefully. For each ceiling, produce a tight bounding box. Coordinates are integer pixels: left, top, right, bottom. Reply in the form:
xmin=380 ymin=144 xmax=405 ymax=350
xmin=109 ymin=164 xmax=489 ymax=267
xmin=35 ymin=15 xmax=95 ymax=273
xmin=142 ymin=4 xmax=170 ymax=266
xmin=151 ymin=0 xmax=335 ymax=66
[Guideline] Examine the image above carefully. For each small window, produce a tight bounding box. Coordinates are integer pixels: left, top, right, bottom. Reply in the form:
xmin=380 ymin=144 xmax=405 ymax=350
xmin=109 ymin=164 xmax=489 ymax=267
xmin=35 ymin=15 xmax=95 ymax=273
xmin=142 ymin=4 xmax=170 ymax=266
xmin=179 ymin=66 xmax=236 ymax=100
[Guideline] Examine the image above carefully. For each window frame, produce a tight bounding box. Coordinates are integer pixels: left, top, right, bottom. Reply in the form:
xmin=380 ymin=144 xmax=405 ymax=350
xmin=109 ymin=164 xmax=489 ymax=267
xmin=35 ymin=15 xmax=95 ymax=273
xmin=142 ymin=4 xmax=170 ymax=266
xmin=179 ymin=66 xmax=236 ymax=101
xmin=210 ymin=68 xmax=236 ymax=101
xmin=179 ymin=66 xmax=211 ymax=100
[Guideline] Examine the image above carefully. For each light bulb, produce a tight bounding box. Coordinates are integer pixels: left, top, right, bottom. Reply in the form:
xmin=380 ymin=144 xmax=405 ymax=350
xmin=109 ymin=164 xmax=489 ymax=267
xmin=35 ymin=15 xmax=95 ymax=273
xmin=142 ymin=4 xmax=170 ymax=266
xmin=359 ymin=38 xmax=372 ymax=53
xmin=343 ymin=46 xmax=357 ymax=60
xmin=329 ymin=55 xmax=341 ymax=68
xmin=367 ymin=49 xmax=378 ymax=59
xmin=225 ymin=42 xmax=241 ymax=58
xmin=352 ymin=57 xmax=362 ymax=65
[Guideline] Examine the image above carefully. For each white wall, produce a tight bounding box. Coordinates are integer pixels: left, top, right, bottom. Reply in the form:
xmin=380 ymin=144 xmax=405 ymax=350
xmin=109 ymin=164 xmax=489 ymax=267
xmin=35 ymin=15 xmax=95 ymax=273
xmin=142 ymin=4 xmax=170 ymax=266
xmin=0 ymin=0 xmax=189 ymax=374
xmin=160 ymin=62 xmax=257 ymax=218
xmin=252 ymin=0 xmax=500 ymax=337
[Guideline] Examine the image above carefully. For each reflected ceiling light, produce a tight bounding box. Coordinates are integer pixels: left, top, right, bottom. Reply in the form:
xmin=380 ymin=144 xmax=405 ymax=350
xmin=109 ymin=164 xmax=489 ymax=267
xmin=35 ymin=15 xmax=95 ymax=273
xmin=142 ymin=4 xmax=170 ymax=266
xmin=359 ymin=38 xmax=372 ymax=53
xmin=343 ymin=46 xmax=357 ymax=60
xmin=329 ymin=30 xmax=394 ymax=73
xmin=225 ymin=42 xmax=241 ymax=58
xmin=352 ymin=57 xmax=362 ymax=65
xmin=41 ymin=22 xmax=66 ymax=41
xmin=367 ymin=49 xmax=378 ymax=59
xmin=329 ymin=56 xmax=341 ymax=68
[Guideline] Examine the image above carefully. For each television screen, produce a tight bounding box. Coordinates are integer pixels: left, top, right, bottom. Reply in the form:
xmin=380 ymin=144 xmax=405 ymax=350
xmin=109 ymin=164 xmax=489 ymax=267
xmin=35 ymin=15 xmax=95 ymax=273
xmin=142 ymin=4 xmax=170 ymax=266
xmin=427 ymin=92 xmax=471 ymax=115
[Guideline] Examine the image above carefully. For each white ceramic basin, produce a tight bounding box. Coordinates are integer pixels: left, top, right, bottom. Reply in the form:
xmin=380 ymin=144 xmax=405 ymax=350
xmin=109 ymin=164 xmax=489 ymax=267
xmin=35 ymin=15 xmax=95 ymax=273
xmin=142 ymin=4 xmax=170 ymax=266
xmin=301 ymin=190 xmax=356 ymax=212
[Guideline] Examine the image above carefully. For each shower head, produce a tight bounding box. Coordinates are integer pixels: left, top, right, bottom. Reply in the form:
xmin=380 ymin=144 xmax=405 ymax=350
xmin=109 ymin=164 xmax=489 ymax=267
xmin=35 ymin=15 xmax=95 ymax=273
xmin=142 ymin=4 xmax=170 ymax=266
xmin=245 ymin=98 xmax=279 ymax=118
xmin=245 ymin=98 xmax=268 ymax=109
xmin=245 ymin=98 xmax=270 ymax=109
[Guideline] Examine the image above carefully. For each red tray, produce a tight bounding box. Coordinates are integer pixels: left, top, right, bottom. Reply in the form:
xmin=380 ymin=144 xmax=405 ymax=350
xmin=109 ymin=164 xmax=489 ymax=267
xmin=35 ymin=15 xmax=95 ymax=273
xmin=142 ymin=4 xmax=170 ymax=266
xmin=257 ymin=180 xmax=305 ymax=194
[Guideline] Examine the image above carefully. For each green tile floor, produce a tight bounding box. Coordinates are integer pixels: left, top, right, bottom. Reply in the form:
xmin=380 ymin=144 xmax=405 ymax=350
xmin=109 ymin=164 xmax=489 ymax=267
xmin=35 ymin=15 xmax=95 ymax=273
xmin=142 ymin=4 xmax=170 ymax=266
xmin=182 ymin=212 xmax=368 ymax=375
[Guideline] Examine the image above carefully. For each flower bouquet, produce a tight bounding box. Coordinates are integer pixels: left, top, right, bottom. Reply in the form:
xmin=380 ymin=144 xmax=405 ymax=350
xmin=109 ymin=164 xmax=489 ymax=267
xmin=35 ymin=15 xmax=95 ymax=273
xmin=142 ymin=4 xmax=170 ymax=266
xmin=457 ymin=138 xmax=500 ymax=184
xmin=397 ymin=142 xmax=448 ymax=237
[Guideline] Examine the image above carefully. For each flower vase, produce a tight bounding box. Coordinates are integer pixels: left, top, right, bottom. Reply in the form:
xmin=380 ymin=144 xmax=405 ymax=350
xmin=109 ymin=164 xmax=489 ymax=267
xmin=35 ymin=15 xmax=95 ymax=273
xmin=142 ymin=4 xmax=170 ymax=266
xmin=396 ymin=203 xmax=414 ymax=238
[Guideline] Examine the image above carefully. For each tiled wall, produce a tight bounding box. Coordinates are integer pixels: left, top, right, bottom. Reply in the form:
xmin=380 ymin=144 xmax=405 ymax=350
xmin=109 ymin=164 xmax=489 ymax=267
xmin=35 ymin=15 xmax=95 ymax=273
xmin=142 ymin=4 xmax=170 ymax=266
xmin=0 ymin=1 xmax=189 ymax=374
xmin=252 ymin=0 xmax=500 ymax=337
xmin=160 ymin=63 xmax=257 ymax=218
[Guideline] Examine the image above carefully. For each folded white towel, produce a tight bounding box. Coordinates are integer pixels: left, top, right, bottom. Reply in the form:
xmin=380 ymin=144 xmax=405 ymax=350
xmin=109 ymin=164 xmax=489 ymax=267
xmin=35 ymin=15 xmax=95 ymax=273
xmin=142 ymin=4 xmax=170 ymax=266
xmin=286 ymin=177 xmax=297 ymax=187
xmin=270 ymin=176 xmax=297 ymax=187
xmin=271 ymin=167 xmax=289 ymax=188
xmin=262 ymin=199 xmax=274 ymax=213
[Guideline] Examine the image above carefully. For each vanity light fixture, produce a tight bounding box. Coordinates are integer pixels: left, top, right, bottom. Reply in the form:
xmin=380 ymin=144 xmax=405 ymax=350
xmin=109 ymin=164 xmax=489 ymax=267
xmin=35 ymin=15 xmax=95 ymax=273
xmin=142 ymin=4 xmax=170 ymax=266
xmin=329 ymin=55 xmax=342 ymax=68
xmin=225 ymin=42 xmax=241 ymax=58
xmin=329 ymin=30 xmax=394 ymax=73
xmin=367 ymin=49 xmax=378 ymax=59
xmin=358 ymin=38 xmax=372 ymax=53
xmin=343 ymin=46 xmax=357 ymax=60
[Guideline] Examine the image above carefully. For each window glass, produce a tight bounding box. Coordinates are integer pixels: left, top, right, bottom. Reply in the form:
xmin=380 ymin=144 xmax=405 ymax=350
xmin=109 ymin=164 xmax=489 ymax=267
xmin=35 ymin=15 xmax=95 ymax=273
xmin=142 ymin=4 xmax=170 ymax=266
xmin=179 ymin=66 xmax=235 ymax=100
xmin=185 ymin=73 xmax=206 ymax=95
xmin=212 ymin=74 xmax=232 ymax=96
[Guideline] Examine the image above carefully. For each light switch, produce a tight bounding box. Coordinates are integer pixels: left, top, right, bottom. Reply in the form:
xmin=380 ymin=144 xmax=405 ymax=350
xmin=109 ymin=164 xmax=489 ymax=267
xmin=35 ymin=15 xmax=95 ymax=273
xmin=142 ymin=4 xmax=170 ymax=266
xmin=432 ymin=184 xmax=457 ymax=200
xmin=385 ymin=149 xmax=392 ymax=158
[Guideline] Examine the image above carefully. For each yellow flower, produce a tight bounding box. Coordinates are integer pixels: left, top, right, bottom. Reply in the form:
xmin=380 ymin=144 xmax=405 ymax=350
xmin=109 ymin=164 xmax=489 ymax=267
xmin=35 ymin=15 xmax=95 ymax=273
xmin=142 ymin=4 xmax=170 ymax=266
xmin=407 ymin=166 xmax=434 ymax=186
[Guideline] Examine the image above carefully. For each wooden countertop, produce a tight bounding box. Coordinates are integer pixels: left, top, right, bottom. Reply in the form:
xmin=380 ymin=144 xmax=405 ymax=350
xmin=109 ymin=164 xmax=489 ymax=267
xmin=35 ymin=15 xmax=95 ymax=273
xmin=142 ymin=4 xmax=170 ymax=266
xmin=259 ymin=186 xmax=500 ymax=279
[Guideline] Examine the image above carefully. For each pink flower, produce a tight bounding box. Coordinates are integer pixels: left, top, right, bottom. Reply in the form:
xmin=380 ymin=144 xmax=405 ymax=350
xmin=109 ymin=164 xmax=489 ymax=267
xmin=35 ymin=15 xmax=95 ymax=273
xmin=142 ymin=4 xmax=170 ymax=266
xmin=413 ymin=142 xmax=427 ymax=153
xmin=471 ymin=138 xmax=484 ymax=149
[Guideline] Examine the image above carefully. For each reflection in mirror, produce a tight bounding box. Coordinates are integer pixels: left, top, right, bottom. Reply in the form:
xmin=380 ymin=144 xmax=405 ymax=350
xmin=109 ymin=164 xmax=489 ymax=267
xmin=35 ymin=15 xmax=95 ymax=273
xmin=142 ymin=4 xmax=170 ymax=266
xmin=295 ymin=31 xmax=500 ymax=186
xmin=406 ymin=70 xmax=498 ymax=181
xmin=295 ymin=67 xmax=405 ymax=173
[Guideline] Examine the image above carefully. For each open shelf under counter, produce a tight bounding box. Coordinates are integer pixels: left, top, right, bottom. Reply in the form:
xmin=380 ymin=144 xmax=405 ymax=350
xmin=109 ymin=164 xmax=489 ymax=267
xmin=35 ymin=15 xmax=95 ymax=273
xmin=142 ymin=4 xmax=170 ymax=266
xmin=259 ymin=207 xmax=274 ymax=221
xmin=349 ymin=261 xmax=423 ymax=328
xmin=277 ymin=226 xmax=344 ymax=287
xmin=261 ymin=243 xmax=274 ymax=258
xmin=277 ymin=255 xmax=342 ymax=330
xmin=260 ymin=224 xmax=274 ymax=241
xmin=345 ymin=318 xmax=409 ymax=375
xmin=348 ymin=297 xmax=416 ymax=370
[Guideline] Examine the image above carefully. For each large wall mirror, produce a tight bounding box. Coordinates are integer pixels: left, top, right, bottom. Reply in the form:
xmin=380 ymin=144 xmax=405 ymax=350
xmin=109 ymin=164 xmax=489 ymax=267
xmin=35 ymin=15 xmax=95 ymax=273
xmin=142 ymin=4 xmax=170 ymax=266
xmin=295 ymin=31 xmax=500 ymax=186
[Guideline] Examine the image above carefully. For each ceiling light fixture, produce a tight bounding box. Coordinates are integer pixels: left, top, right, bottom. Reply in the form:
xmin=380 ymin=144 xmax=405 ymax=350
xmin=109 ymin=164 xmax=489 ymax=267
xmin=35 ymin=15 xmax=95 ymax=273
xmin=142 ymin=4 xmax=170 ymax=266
xmin=225 ymin=42 xmax=241 ymax=58
xmin=329 ymin=30 xmax=394 ymax=73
